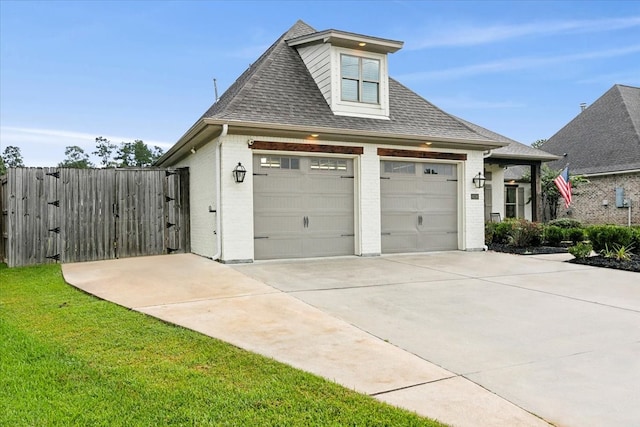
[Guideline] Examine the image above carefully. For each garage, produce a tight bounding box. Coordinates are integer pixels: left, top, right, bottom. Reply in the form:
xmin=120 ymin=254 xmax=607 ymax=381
xmin=380 ymin=160 xmax=458 ymax=253
xmin=253 ymin=155 xmax=355 ymax=260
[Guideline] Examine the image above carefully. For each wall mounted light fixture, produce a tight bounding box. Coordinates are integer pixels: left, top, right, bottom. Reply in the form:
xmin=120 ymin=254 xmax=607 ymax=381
xmin=472 ymin=172 xmax=486 ymax=189
xmin=232 ymin=162 xmax=246 ymax=183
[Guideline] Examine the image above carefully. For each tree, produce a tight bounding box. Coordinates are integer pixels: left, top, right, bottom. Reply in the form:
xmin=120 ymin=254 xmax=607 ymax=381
xmin=93 ymin=136 xmax=117 ymax=168
xmin=58 ymin=146 xmax=93 ymax=168
xmin=114 ymin=140 xmax=164 ymax=167
xmin=2 ymin=145 xmax=25 ymax=169
xmin=531 ymin=139 xmax=547 ymax=149
xmin=538 ymin=164 xmax=588 ymax=222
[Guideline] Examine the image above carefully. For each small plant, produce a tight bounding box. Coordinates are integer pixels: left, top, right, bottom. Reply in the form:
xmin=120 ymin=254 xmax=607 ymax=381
xmin=568 ymin=242 xmax=592 ymax=259
xmin=600 ymin=243 xmax=634 ymax=262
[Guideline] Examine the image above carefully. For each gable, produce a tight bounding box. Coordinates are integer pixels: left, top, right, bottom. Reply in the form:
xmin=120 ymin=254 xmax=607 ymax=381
xmin=542 ymin=84 xmax=640 ymax=175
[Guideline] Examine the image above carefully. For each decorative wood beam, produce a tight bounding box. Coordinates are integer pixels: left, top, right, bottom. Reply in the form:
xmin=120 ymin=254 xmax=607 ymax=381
xmin=250 ymin=141 xmax=363 ymax=155
xmin=377 ymin=148 xmax=467 ymax=161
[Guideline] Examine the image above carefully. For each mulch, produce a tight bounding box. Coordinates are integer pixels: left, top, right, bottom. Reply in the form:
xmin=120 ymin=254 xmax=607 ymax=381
xmin=488 ymin=243 xmax=640 ymax=273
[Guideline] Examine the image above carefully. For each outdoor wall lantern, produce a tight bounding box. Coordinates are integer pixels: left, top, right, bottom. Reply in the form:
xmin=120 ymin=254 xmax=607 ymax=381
xmin=232 ymin=162 xmax=247 ymax=183
xmin=472 ymin=172 xmax=486 ymax=189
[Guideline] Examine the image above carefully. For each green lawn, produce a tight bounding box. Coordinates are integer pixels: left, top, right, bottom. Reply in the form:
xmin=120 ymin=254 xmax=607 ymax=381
xmin=0 ymin=263 xmax=446 ymax=426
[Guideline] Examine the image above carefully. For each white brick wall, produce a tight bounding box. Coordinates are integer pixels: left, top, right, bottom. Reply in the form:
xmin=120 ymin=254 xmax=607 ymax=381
xmin=219 ymin=135 xmax=255 ymax=262
xmin=174 ymin=140 xmax=218 ymax=258
xmin=359 ymin=145 xmax=381 ymax=255
xmin=464 ymin=151 xmax=486 ymax=250
xmin=486 ymin=164 xmax=505 ymax=220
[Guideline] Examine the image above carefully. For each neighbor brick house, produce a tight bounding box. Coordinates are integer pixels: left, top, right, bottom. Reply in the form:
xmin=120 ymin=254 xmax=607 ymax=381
xmin=541 ymin=84 xmax=640 ymax=226
xmin=156 ymin=20 xmax=554 ymax=262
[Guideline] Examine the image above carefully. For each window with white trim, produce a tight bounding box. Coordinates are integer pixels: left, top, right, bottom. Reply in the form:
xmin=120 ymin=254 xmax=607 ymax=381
xmin=310 ymin=158 xmax=347 ymax=171
xmin=341 ymin=54 xmax=380 ymax=104
xmin=260 ymin=156 xmax=300 ymax=169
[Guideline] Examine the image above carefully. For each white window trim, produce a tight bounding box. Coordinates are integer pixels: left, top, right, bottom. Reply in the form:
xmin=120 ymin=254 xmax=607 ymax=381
xmin=330 ymin=47 xmax=390 ymax=120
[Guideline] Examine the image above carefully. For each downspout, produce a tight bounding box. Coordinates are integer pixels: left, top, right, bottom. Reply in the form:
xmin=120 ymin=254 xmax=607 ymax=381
xmin=211 ymin=124 xmax=228 ymax=261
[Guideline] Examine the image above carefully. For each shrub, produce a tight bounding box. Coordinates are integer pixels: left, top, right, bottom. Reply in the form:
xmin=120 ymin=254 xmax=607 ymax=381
xmin=568 ymin=242 xmax=592 ymax=259
xmin=566 ymin=227 xmax=585 ymax=244
xmin=587 ymin=225 xmax=634 ymax=252
xmin=549 ymin=218 xmax=583 ymax=229
xmin=631 ymin=227 xmax=640 ymax=250
xmin=492 ymin=220 xmax=515 ymax=244
xmin=507 ymin=219 xmax=542 ymax=248
xmin=485 ymin=222 xmax=497 ymax=245
xmin=544 ymin=225 xmax=564 ymax=246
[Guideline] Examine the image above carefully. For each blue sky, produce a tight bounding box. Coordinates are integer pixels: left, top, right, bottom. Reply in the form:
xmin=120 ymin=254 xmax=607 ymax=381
xmin=1 ymin=0 xmax=639 ymax=166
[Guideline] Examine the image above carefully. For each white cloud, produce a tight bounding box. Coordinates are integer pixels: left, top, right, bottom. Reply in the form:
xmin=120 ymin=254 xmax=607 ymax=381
xmin=408 ymin=16 xmax=640 ymax=49
xmin=0 ymin=126 xmax=173 ymax=167
xmin=398 ymin=45 xmax=640 ymax=82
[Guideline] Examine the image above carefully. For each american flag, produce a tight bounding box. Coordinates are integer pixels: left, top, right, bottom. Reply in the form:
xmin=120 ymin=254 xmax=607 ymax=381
xmin=554 ymin=166 xmax=572 ymax=208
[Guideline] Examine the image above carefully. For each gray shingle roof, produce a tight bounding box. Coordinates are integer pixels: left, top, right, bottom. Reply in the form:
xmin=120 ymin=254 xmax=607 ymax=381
xmin=200 ymin=21 xmax=517 ymax=146
xmin=541 ymin=84 xmax=640 ymax=175
xmin=454 ymin=116 xmax=558 ymax=162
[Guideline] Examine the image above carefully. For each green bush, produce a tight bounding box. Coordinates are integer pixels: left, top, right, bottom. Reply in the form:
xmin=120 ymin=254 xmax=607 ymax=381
xmin=485 ymin=222 xmax=497 ymax=245
xmin=631 ymin=227 xmax=640 ymax=250
xmin=587 ymin=225 xmax=634 ymax=252
xmin=492 ymin=220 xmax=515 ymax=244
xmin=568 ymin=242 xmax=593 ymax=259
xmin=566 ymin=227 xmax=586 ymax=244
xmin=507 ymin=219 xmax=543 ymax=248
xmin=544 ymin=225 xmax=564 ymax=246
xmin=549 ymin=218 xmax=583 ymax=229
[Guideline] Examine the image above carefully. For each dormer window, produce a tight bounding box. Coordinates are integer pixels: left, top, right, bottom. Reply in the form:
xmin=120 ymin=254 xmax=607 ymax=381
xmin=287 ymin=29 xmax=402 ymax=120
xmin=341 ymin=54 xmax=380 ymax=104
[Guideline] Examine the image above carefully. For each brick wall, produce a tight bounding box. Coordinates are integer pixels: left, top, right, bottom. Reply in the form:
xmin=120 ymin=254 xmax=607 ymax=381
xmin=557 ymin=172 xmax=640 ymax=225
xmin=174 ymin=141 xmax=218 ymax=258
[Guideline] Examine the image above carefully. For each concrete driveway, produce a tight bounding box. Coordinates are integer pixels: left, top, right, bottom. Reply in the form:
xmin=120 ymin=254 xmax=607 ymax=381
xmin=233 ymin=252 xmax=640 ymax=427
xmin=63 ymin=251 xmax=639 ymax=427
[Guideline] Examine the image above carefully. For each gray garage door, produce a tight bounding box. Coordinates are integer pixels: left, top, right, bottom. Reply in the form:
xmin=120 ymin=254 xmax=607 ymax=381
xmin=253 ymin=155 xmax=354 ymax=260
xmin=380 ymin=160 xmax=458 ymax=253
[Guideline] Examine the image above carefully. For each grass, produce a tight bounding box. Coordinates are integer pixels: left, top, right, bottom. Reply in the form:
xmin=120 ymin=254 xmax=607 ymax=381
xmin=0 ymin=263 xmax=446 ymax=426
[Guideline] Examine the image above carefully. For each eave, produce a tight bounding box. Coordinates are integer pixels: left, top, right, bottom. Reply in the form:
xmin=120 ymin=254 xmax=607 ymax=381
xmin=156 ymin=118 xmax=508 ymax=167
xmin=286 ymin=29 xmax=403 ymax=54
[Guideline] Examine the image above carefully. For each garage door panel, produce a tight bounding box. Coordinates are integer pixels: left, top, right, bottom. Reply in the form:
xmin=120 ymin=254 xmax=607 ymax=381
xmin=254 ymin=214 xmax=303 ymax=237
xmin=254 ymin=194 xmax=305 ymax=211
xmin=382 ymin=233 xmax=419 ymax=254
xmin=303 ymin=236 xmax=355 ymax=258
xmin=381 ymin=213 xmax=417 ymax=232
xmin=306 ymin=194 xmax=353 ymax=211
xmin=255 ymin=237 xmax=304 ymax=260
xmin=418 ymin=233 xmax=458 ymax=251
xmin=253 ymin=155 xmax=354 ymax=260
xmin=253 ymin=176 xmax=302 ymax=193
xmin=381 ymin=195 xmax=419 ymax=211
xmin=381 ymin=160 xmax=458 ymax=253
xmin=307 ymin=214 xmax=354 ymax=235
xmin=420 ymin=213 xmax=457 ymax=230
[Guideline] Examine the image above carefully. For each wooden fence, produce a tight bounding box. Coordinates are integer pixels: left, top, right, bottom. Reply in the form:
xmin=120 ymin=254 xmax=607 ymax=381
xmin=1 ymin=167 xmax=190 ymax=267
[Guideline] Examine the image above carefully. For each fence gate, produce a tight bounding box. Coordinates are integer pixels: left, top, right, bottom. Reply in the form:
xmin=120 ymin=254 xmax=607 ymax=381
xmin=1 ymin=167 xmax=190 ymax=267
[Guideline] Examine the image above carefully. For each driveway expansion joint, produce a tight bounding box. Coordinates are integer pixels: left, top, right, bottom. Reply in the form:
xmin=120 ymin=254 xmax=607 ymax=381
xmin=369 ymin=375 xmax=459 ymax=397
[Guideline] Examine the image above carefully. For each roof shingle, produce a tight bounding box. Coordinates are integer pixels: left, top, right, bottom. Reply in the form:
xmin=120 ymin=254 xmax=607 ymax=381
xmin=542 ymin=84 xmax=640 ymax=175
xmin=202 ymin=21 xmax=502 ymax=144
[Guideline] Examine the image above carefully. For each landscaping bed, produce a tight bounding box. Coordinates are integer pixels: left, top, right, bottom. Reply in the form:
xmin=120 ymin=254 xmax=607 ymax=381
xmin=568 ymin=254 xmax=640 ymax=272
xmin=486 ymin=219 xmax=640 ymax=273
xmin=489 ymin=243 xmax=568 ymax=256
